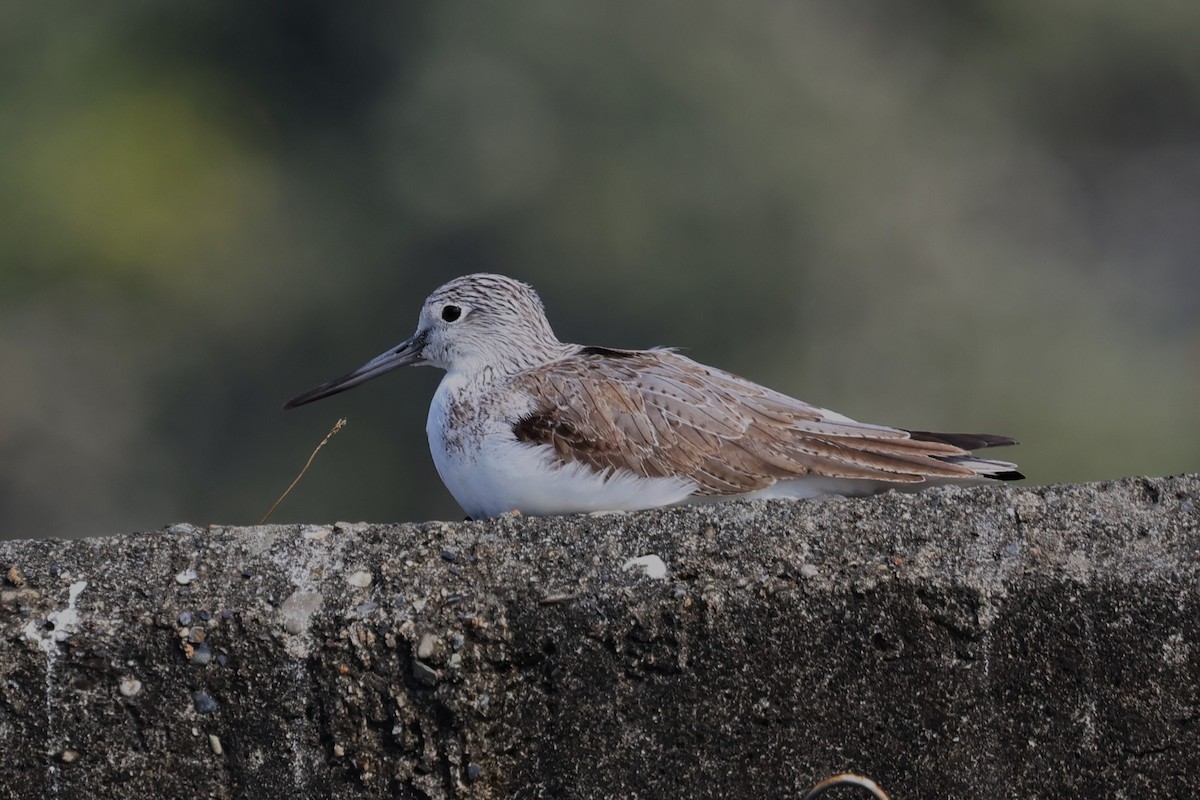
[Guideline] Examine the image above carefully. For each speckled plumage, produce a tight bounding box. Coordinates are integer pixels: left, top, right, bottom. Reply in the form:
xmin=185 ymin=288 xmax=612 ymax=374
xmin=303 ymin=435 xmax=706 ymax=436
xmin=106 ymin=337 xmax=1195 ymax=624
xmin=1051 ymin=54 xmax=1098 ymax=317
xmin=286 ymin=274 xmax=1022 ymax=518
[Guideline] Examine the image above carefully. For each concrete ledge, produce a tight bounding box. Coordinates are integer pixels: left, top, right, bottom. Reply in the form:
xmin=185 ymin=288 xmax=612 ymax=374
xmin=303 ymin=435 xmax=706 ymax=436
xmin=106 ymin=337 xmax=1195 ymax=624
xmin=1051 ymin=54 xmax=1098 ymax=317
xmin=1 ymin=475 xmax=1198 ymax=799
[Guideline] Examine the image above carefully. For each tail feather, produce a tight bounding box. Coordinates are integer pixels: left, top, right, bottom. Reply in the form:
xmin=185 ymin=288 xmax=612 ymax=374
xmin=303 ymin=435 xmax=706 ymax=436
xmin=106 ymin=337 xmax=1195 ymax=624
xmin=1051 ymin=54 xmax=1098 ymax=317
xmin=904 ymin=430 xmax=1024 ymax=482
xmin=905 ymin=430 xmax=1018 ymax=450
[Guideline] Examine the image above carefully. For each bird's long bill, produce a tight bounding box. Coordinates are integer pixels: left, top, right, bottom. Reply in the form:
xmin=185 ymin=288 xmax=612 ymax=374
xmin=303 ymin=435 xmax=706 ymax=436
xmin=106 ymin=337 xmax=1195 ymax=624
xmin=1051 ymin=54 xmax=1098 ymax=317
xmin=284 ymin=334 xmax=425 ymax=409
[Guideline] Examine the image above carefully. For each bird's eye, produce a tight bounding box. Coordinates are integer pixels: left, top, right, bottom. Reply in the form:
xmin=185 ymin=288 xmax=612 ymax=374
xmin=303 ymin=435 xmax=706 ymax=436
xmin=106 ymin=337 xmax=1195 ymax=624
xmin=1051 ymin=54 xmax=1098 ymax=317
xmin=441 ymin=305 xmax=462 ymax=322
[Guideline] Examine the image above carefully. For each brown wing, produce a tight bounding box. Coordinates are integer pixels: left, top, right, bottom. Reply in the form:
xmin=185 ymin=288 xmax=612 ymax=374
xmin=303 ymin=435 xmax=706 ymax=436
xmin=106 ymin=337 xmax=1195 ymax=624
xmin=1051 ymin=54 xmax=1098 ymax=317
xmin=509 ymin=348 xmax=1017 ymax=496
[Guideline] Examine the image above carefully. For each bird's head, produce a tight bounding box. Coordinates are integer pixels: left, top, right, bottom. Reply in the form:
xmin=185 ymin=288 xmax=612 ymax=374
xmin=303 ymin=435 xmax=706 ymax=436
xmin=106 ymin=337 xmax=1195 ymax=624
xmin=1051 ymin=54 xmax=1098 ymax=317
xmin=284 ymin=273 xmax=564 ymax=409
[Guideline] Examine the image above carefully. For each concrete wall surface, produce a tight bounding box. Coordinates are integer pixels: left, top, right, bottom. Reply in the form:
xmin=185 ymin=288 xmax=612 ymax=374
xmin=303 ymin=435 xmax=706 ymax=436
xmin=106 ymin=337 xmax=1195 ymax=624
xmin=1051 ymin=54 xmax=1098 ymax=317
xmin=1 ymin=475 xmax=1198 ymax=799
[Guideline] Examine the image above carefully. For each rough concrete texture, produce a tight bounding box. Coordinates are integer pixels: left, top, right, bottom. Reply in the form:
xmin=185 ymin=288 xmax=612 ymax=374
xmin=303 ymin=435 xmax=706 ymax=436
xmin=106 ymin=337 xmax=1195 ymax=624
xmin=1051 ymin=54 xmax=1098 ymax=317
xmin=1 ymin=474 xmax=1198 ymax=800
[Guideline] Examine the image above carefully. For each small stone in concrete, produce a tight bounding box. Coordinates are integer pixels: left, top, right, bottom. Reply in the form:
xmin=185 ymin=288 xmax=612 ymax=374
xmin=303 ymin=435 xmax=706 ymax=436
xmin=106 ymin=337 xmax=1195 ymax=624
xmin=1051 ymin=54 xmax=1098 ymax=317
xmin=190 ymin=642 xmax=213 ymax=666
xmin=208 ymin=734 xmax=223 ymax=756
xmin=466 ymin=763 xmax=482 ymax=782
xmin=118 ymin=678 xmax=142 ymax=697
xmin=192 ymin=691 xmax=218 ymax=714
xmin=412 ymin=660 xmax=438 ymax=687
xmin=417 ymin=634 xmax=438 ymax=661
xmin=177 ymin=611 xmax=193 ymax=627
xmin=175 ymin=569 xmax=198 ymax=586
xmin=280 ymin=591 xmax=324 ymax=636
xmin=60 ymin=750 xmax=79 ymax=764
xmin=346 ymin=570 xmax=373 ymax=588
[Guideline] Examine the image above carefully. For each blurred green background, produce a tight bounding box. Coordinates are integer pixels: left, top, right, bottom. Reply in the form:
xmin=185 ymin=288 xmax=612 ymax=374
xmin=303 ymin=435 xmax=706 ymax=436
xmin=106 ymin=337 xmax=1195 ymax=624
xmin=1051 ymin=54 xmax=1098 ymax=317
xmin=2 ymin=2 xmax=1197 ymax=539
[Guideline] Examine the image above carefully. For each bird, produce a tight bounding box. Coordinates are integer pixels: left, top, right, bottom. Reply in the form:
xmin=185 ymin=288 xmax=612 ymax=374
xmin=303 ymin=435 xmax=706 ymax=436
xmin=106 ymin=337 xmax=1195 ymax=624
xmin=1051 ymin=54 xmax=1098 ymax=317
xmin=285 ymin=274 xmax=1022 ymax=519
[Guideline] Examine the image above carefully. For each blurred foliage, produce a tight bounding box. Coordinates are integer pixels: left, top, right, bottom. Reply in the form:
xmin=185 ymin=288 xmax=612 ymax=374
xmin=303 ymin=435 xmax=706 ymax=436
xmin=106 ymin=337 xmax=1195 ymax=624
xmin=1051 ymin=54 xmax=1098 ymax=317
xmin=1 ymin=1 xmax=1197 ymax=538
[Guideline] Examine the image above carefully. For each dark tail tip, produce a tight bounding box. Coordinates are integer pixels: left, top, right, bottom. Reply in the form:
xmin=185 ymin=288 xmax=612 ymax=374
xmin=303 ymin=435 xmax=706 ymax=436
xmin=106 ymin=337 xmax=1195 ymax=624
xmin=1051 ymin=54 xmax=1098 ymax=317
xmin=988 ymin=470 xmax=1025 ymax=482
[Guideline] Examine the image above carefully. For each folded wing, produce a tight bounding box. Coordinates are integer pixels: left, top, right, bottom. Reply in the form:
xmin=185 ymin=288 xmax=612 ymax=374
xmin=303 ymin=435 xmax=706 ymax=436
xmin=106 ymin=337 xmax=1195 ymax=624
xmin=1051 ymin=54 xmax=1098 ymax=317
xmin=510 ymin=348 xmax=1022 ymax=496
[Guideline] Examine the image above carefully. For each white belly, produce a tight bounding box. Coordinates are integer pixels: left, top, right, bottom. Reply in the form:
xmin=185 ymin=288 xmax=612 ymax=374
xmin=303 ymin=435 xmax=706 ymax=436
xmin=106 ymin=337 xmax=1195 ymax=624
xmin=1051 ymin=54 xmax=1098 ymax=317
xmin=436 ymin=438 xmax=697 ymax=519
xmin=426 ymin=375 xmax=695 ymax=519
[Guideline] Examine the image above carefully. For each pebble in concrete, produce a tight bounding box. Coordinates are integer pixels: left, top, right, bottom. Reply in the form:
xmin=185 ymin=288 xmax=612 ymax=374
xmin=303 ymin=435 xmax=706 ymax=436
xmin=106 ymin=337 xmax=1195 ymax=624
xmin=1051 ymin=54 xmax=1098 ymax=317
xmin=192 ymin=691 xmax=218 ymax=715
xmin=346 ymin=570 xmax=373 ymax=588
xmin=190 ymin=642 xmax=213 ymax=666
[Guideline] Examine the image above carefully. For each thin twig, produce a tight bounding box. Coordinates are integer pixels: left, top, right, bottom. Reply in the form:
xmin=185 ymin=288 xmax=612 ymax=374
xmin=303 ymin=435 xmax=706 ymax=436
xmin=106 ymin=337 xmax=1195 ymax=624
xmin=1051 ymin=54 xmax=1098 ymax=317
xmin=261 ymin=419 xmax=347 ymax=524
xmin=801 ymin=773 xmax=890 ymax=800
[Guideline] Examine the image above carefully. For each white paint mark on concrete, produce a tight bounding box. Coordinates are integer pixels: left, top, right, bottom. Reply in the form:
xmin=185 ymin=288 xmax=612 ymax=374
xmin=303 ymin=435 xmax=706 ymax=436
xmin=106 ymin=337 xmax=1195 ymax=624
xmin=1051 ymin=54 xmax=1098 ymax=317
xmin=622 ymin=555 xmax=668 ymax=580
